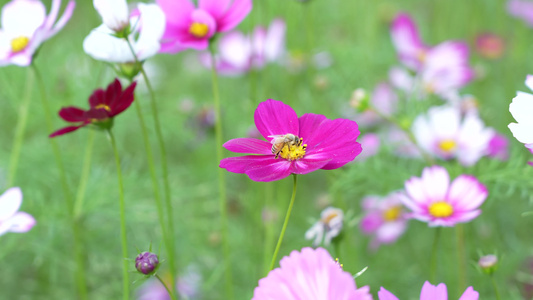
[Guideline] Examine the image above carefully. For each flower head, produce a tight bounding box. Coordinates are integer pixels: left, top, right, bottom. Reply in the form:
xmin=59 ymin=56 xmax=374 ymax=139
xmin=135 ymin=252 xmax=159 ymax=275
xmin=0 ymin=187 xmax=36 ymax=236
xmin=401 ymin=166 xmax=487 ymax=227
xmin=412 ymin=105 xmax=493 ymax=166
xmin=305 ymin=207 xmax=344 ymax=246
xmin=50 ymin=79 xmax=137 ymax=137
xmin=478 ymin=254 xmax=498 ymax=274
xmin=509 ymin=75 xmax=533 ymax=148
xmin=157 ymin=0 xmax=252 ymax=53
xmin=0 ymin=0 xmax=75 ymax=66
xmin=252 ymin=247 xmax=372 ymax=300
xmin=84 ymin=3 xmax=166 ymax=64
xmin=360 ymin=192 xmax=408 ymax=249
xmin=378 ymin=281 xmax=479 ymax=300
xmin=219 ymin=99 xmax=362 ymax=182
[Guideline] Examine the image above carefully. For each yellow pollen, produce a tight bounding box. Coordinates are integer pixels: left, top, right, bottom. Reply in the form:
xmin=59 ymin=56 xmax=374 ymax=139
xmin=335 ymin=258 xmax=343 ymax=269
xmin=428 ymin=201 xmax=453 ymax=218
xmin=95 ymin=104 xmax=111 ymax=112
xmin=279 ymin=142 xmax=307 ymax=161
xmin=189 ymin=22 xmax=209 ymax=38
xmin=321 ymin=212 xmax=338 ymax=225
xmin=383 ymin=206 xmax=401 ymax=221
xmin=438 ymin=139 xmax=457 ymax=153
xmin=11 ymin=36 xmax=29 ymax=53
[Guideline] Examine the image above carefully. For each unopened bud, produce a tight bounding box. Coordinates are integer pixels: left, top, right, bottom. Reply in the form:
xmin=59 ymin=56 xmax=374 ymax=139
xmin=478 ymin=255 xmax=498 ymax=275
xmin=350 ymin=88 xmax=369 ymax=111
xmin=135 ymin=252 xmax=159 ymax=275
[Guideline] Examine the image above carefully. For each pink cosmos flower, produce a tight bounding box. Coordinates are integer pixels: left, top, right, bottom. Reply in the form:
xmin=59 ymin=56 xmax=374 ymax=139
xmin=412 ymin=105 xmax=493 ymax=166
xmin=486 ymin=132 xmax=509 ymax=161
xmin=509 ymin=75 xmax=533 ymax=148
xmin=354 ymin=134 xmax=380 ymax=161
xmin=508 ymin=0 xmax=533 ymax=27
xmin=360 ymin=192 xmax=408 ymax=249
xmin=199 ymin=18 xmax=286 ymax=76
xmin=156 ymin=0 xmax=252 ymax=53
xmin=0 ymin=0 xmax=75 ymax=66
xmin=401 ymin=166 xmax=487 ymax=227
xmin=378 ymin=281 xmax=479 ymax=300
xmin=252 ymin=247 xmax=373 ymax=300
xmin=0 ymin=187 xmax=36 ymax=236
xmin=219 ymin=99 xmax=362 ymax=182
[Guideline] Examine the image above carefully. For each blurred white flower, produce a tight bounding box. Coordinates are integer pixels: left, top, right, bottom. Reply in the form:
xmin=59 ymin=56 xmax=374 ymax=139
xmin=93 ymin=0 xmax=129 ymax=33
xmin=0 ymin=187 xmax=36 ymax=236
xmin=305 ymin=207 xmax=343 ymax=246
xmin=509 ymin=74 xmax=533 ymax=148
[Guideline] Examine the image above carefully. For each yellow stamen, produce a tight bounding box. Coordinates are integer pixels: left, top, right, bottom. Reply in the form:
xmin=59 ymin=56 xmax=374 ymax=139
xmin=95 ymin=104 xmax=111 ymax=112
xmin=383 ymin=206 xmax=401 ymax=221
xmin=11 ymin=36 xmax=29 ymax=53
xmin=321 ymin=212 xmax=339 ymax=224
xmin=189 ymin=22 xmax=209 ymax=38
xmin=438 ymin=139 xmax=457 ymax=153
xmin=279 ymin=141 xmax=307 ymax=161
xmin=428 ymin=201 xmax=453 ymax=218
xmin=335 ymin=258 xmax=343 ymax=269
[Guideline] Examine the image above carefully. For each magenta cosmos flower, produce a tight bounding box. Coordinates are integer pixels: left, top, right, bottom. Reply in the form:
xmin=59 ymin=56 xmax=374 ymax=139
xmin=0 ymin=0 xmax=75 ymax=66
xmin=156 ymin=0 xmax=252 ymax=53
xmin=50 ymin=79 xmax=137 ymax=137
xmin=219 ymin=99 xmax=362 ymax=182
xmin=401 ymin=166 xmax=487 ymax=227
xmin=378 ymin=281 xmax=479 ymax=300
xmin=253 ymin=247 xmax=372 ymax=300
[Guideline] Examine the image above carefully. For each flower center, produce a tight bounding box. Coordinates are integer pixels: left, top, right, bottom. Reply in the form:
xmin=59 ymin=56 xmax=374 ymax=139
xmin=383 ymin=206 xmax=401 ymax=221
xmin=11 ymin=36 xmax=29 ymax=53
xmin=428 ymin=201 xmax=453 ymax=218
xmin=278 ymin=140 xmax=307 ymax=161
xmin=321 ymin=212 xmax=338 ymax=225
xmin=416 ymin=49 xmax=427 ymax=63
xmin=438 ymin=139 xmax=457 ymax=153
xmin=95 ymin=104 xmax=111 ymax=112
xmin=189 ymin=22 xmax=209 ymax=38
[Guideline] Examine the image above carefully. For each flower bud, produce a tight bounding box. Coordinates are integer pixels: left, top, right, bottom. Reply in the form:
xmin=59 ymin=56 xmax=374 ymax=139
xmin=135 ymin=252 xmax=159 ymax=275
xmin=350 ymin=88 xmax=370 ymax=112
xmin=478 ymin=254 xmax=498 ymax=275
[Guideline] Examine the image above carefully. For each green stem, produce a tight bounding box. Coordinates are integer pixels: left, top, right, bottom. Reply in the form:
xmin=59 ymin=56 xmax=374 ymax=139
xmin=124 ymin=38 xmax=178 ymax=298
xmin=106 ymin=129 xmax=130 ymax=300
xmin=209 ymin=44 xmax=234 ymax=299
xmin=156 ymin=274 xmax=174 ymax=298
xmin=73 ymin=130 xmax=95 ymax=219
xmin=430 ymin=227 xmax=441 ymax=282
xmin=7 ymin=69 xmax=34 ymax=186
xmin=262 ymin=182 xmax=275 ymax=274
xmin=456 ymin=225 xmax=467 ymax=294
xmin=491 ymin=274 xmax=501 ymax=300
xmin=33 ymin=64 xmax=88 ymax=299
xmin=269 ymin=174 xmax=298 ymax=271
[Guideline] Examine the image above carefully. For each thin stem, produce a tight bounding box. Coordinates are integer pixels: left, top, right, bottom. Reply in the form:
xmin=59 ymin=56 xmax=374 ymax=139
xmin=262 ymin=182 xmax=275 ymax=274
xmin=156 ymin=274 xmax=174 ymax=298
xmin=209 ymin=44 xmax=234 ymax=299
xmin=124 ymin=38 xmax=178 ymax=297
xmin=491 ymin=274 xmax=501 ymax=300
xmin=33 ymin=64 xmax=88 ymax=299
xmin=73 ymin=130 xmax=95 ymax=219
xmin=430 ymin=227 xmax=442 ymax=282
xmin=456 ymin=225 xmax=467 ymax=294
xmin=7 ymin=68 xmax=34 ymax=186
xmin=269 ymin=174 xmax=298 ymax=271
xmin=106 ymin=129 xmax=130 ymax=300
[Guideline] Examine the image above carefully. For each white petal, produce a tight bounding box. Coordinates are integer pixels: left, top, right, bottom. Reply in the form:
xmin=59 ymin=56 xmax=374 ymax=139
xmin=525 ymin=74 xmax=533 ymax=91
xmin=508 ymin=123 xmax=533 ymax=144
xmin=1 ymin=0 xmax=46 ymax=37
xmin=93 ymin=0 xmax=129 ymax=32
xmin=83 ymin=25 xmax=132 ymax=63
xmin=134 ymin=4 xmax=166 ymax=61
xmin=428 ymin=106 xmax=460 ymax=139
xmin=412 ymin=114 xmax=434 ymax=151
xmin=218 ymin=31 xmax=251 ymax=69
xmin=0 ymin=187 xmax=22 ymax=222
xmin=3 ymin=211 xmax=35 ymax=233
xmin=389 ymin=66 xmax=414 ymax=92
xmin=264 ymin=18 xmax=286 ymax=62
xmin=421 ymin=166 xmax=450 ymax=201
xmin=509 ymin=91 xmax=533 ymax=125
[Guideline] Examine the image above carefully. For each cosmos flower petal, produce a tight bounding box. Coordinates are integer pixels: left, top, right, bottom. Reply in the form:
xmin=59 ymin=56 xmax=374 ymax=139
xmin=3 ymin=211 xmax=36 ymax=233
xmin=378 ymin=287 xmax=400 ymax=300
xmin=404 ymin=177 xmax=430 ymax=205
xmin=508 ymin=123 xmax=533 ymax=144
xmin=426 ymin=41 xmax=470 ymax=70
xmin=291 ymin=155 xmax=331 ymax=175
xmin=2 ymin=0 xmax=46 ymax=36
xmin=58 ymin=107 xmax=87 ymax=122
xmin=421 ymin=166 xmax=449 ymax=201
xmin=244 ymin=158 xmax=292 ymax=182
xmin=448 ymin=175 xmax=487 ymax=210
xmin=459 ymin=286 xmax=480 ymax=300
xmin=222 ymin=138 xmax=272 ymax=155
xmin=94 ymin=0 xmax=129 ymax=32
xmin=0 ymin=187 xmax=22 ymax=222
xmin=198 ymin=0 xmax=231 ymax=20
xmin=83 ymin=25 xmax=133 ymax=63
xmin=134 ymin=3 xmax=166 ymax=61
xmin=526 ymin=74 xmax=533 ymax=91
xmin=390 ymin=13 xmax=425 ymax=70
xmin=420 ymin=282 xmax=448 ymax=300
xmin=156 ymin=0 xmax=194 ymax=25
xmin=46 ymin=1 xmax=75 ymax=38
xmin=297 ymin=113 xmax=328 ymax=146
xmin=49 ymin=125 xmax=86 ymax=137
xmin=216 ymin=0 xmax=252 ymax=32
xmin=111 ymin=81 xmax=137 ymax=116
xmin=264 ymin=19 xmax=286 ymax=62
xmin=449 ymin=209 xmax=481 ymax=224
xmin=510 ymin=91 xmax=533 ymax=124
xmin=254 ymin=99 xmax=299 ymax=140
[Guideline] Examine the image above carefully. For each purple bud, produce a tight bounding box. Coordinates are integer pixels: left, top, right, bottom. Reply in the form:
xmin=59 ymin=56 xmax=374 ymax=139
xmin=135 ymin=252 xmax=159 ymax=275
xmin=478 ymin=254 xmax=498 ymax=275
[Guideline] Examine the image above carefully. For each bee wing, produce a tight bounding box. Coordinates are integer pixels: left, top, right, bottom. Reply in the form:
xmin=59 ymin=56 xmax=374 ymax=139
xmin=268 ymin=135 xmax=285 ymax=144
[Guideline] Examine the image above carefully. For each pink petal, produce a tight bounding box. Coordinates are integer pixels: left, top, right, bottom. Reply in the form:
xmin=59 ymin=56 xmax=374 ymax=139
xmin=157 ymin=0 xmax=194 ymax=25
xmin=223 ymin=138 xmax=272 ymax=155
xmin=216 ymin=0 xmax=252 ymax=32
xmin=420 ymin=282 xmax=448 ymax=300
xmin=449 ymin=209 xmax=481 ymax=224
xmin=404 ymin=176 xmax=429 ymax=206
xmin=390 ymin=13 xmax=426 ymax=70
xmin=254 ymin=99 xmax=299 ymax=140
xmin=220 ymin=155 xmax=291 ymax=182
xmin=421 ymin=166 xmax=450 ymax=202
xmin=378 ymin=287 xmax=400 ymax=300
xmin=297 ymin=113 xmax=328 ymax=145
xmin=447 ymin=175 xmax=487 ymax=211
xmin=290 ymin=156 xmax=331 ymax=175
xmin=459 ymin=287 xmax=479 ymax=300
xmin=198 ymin=0 xmax=231 ymax=21
xmin=5 ymin=212 xmax=35 ymax=233
xmin=46 ymin=0 xmax=75 ymax=38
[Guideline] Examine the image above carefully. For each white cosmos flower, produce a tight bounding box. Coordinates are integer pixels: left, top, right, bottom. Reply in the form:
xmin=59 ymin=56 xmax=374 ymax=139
xmin=0 ymin=187 xmax=36 ymax=236
xmin=305 ymin=207 xmax=344 ymax=246
xmin=509 ymin=75 xmax=533 ymax=147
xmin=83 ymin=3 xmax=165 ymax=63
xmin=93 ymin=0 xmax=129 ymax=33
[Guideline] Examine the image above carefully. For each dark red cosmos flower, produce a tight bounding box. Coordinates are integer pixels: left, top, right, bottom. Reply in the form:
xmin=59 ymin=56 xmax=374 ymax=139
xmin=49 ymin=79 xmax=137 ymax=137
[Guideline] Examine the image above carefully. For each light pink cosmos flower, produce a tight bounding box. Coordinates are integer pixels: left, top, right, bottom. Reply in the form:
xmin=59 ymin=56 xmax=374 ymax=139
xmin=378 ymin=281 xmax=479 ymax=300
xmin=220 ymin=99 xmax=362 ymax=182
xmin=509 ymin=75 xmax=533 ymax=148
xmin=412 ymin=105 xmax=493 ymax=166
xmin=252 ymin=247 xmax=373 ymax=300
xmin=360 ymin=192 xmax=408 ymax=249
xmin=0 ymin=0 xmax=75 ymax=66
xmin=199 ymin=18 xmax=286 ymax=76
xmin=508 ymin=0 xmax=533 ymax=27
xmin=0 ymin=187 xmax=36 ymax=236
xmin=401 ymin=166 xmax=487 ymax=227
xmin=156 ymin=0 xmax=252 ymax=53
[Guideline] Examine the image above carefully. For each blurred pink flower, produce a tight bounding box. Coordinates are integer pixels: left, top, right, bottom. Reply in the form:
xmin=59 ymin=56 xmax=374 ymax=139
xmin=378 ymin=281 xmax=479 ymax=300
xmin=220 ymin=99 xmax=362 ymax=182
xmin=356 ymin=82 xmax=398 ymax=127
xmin=360 ymin=192 xmax=408 ymax=249
xmin=508 ymin=0 xmax=533 ymax=27
xmin=0 ymin=187 xmax=36 ymax=236
xmin=385 ymin=127 xmax=421 ymax=158
xmin=412 ymin=105 xmax=493 ymax=166
xmin=486 ymin=132 xmax=509 ymax=161
xmin=305 ymin=207 xmax=344 ymax=246
xmin=252 ymin=247 xmax=373 ymax=300
xmin=401 ymin=166 xmax=487 ymax=227
xmin=0 ymin=0 xmax=75 ymax=66
xmin=355 ymin=133 xmax=380 ymax=161
xmin=156 ymin=0 xmax=252 ymax=53
xmin=199 ymin=18 xmax=286 ymax=76
xmin=509 ymin=75 xmax=533 ymax=148
xmin=475 ymin=33 xmax=505 ymax=59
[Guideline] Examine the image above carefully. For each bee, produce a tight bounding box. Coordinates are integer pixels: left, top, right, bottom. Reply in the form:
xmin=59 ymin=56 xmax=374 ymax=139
xmin=269 ymin=134 xmax=303 ymax=158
